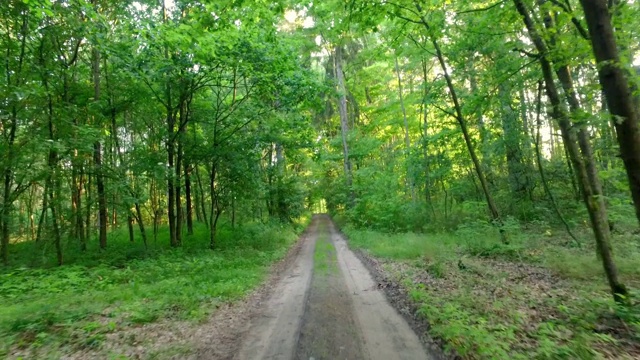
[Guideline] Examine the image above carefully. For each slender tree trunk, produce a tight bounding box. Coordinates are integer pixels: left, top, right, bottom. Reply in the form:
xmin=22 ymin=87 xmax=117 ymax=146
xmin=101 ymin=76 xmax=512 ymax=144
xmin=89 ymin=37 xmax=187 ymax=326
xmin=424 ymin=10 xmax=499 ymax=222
xmin=85 ymin=170 xmax=92 ymax=241
xmin=35 ymin=184 xmax=48 ymax=244
xmin=1 ymin=127 xmax=15 ymax=263
xmin=395 ymin=56 xmax=414 ymax=200
xmin=127 ymin=215 xmax=134 ymax=242
xmin=92 ymin=45 xmax=107 ymax=250
xmin=413 ymin=4 xmax=506 ymax=241
xmin=150 ymin=179 xmax=159 ymax=241
xmin=175 ymin=129 xmax=183 ymax=246
xmin=421 ymin=59 xmax=434 ymax=214
xmin=77 ymin=168 xmax=86 ymax=250
xmin=184 ymin=161 xmax=193 ymax=235
xmin=167 ymin=130 xmax=177 ymax=246
xmin=28 ymin=184 xmax=36 ymax=241
xmin=563 ymin=146 xmax=581 ymax=201
xmin=196 ymin=165 xmax=208 ymax=228
xmin=513 ymin=0 xmax=628 ymax=302
xmin=49 ymin=178 xmax=62 ymax=266
xmin=134 ymin=202 xmax=147 ymax=248
xmin=469 ymin=62 xmax=492 ymax=183
xmin=579 ymin=0 xmax=640 ymax=227
xmin=533 ymin=81 xmax=580 ymax=244
xmin=45 ymin=85 xmax=62 ymax=265
xmin=163 ymin=0 xmax=178 ymax=247
xmin=499 ymin=83 xmax=528 ymax=198
xmin=335 ymin=46 xmax=354 ymax=207
xmin=209 ymin=163 xmax=222 ymax=249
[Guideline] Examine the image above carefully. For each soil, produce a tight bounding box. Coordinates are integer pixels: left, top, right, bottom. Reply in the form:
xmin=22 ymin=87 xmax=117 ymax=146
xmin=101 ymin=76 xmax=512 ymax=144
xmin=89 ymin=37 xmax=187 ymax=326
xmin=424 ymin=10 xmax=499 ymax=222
xmin=294 ymin=219 xmax=366 ymax=360
xmin=235 ymin=214 xmax=435 ymax=360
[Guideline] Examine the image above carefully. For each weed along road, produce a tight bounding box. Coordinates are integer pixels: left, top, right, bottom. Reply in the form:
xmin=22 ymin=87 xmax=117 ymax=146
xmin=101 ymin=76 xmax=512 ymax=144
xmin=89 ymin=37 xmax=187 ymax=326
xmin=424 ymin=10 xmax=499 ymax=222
xmin=236 ymin=215 xmax=433 ymax=360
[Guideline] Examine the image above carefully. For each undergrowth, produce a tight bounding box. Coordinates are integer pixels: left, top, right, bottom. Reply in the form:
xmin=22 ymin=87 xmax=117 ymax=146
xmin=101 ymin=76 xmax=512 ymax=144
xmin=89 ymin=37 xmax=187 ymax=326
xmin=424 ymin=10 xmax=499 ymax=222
xmin=345 ymin=220 xmax=640 ymax=359
xmin=0 ymin=218 xmax=306 ymax=358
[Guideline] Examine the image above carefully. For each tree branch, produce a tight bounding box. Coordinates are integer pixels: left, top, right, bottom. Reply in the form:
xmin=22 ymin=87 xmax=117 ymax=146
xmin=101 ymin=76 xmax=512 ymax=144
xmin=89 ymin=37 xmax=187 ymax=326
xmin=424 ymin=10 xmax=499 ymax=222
xmin=457 ymin=1 xmax=506 ymax=15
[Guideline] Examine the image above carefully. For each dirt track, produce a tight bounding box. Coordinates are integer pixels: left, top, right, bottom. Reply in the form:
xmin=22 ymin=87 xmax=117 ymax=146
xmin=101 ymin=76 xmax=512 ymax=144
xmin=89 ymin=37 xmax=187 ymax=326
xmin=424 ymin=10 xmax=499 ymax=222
xmin=235 ymin=215 xmax=433 ymax=360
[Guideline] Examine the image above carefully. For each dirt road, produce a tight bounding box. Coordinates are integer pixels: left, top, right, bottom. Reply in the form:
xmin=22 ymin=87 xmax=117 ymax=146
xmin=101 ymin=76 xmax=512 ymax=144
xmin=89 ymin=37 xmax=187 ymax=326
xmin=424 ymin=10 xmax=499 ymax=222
xmin=235 ymin=215 xmax=434 ymax=360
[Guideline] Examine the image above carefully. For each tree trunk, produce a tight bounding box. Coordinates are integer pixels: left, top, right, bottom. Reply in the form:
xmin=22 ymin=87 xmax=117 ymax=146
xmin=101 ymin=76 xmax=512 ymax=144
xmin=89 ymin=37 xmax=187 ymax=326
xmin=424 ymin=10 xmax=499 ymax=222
xmin=163 ymin=0 xmax=178 ymax=247
xmin=499 ymin=83 xmax=529 ymax=198
xmin=413 ymin=4 xmax=506 ymax=241
xmin=533 ymin=81 xmax=580 ymax=244
xmin=175 ymin=129 xmax=183 ymax=246
xmin=421 ymin=59 xmax=434 ymax=214
xmin=335 ymin=46 xmax=354 ymax=207
xmin=167 ymin=127 xmax=177 ymax=246
xmin=579 ymin=0 xmax=640 ymax=227
xmin=28 ymin=184 xmax=36 ymax=241
xmin=127 ymin=215 xmax=135 ymax=243
xmin=92 ymin=46 xmax=107 ymax=250
xmin=469 ymin=61 xmax=492 ymax=184
xmin=184 ymin=160 xmax=194 ymax=235
xmin=35 ymin=184 xmax=48 ymax=244
xmin=76 ymin=168 xmax=86 ymax=250
xmin=49 ymin=179 xmax=63 ymax=266
xmin=196 ymin=165 xmax=208 ymax=227
xmin=394 ymin=56 xmax=414 ymax=200
xmin=209 ymin=163 xmax=222 ymax=249
xmin=513 ymin=0 xmax=628 ymax=302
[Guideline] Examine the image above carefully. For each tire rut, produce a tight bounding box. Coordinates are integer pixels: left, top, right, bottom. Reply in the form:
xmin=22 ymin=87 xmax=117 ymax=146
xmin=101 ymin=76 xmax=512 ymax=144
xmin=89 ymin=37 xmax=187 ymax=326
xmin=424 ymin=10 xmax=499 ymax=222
xmin=235 ymin=215 xmax=434 ymax=360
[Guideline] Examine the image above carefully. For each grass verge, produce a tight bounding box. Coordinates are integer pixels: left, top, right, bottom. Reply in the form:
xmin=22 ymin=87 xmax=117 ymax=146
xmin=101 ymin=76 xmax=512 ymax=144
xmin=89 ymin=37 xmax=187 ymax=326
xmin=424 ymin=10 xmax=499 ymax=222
xmin=345 ymin=223 xmax=640 ymax=359
xmin=1 ymin=218 xmax=307 ymax=358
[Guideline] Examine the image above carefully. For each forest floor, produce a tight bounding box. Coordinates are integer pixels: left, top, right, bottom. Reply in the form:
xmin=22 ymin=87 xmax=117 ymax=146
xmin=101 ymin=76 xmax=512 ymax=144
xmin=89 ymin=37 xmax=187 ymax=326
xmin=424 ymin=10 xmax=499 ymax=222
xmin=0 ymin=221 xmax=301 ymax=359
xmin=345 ymin=223 xmax=640 ymax=359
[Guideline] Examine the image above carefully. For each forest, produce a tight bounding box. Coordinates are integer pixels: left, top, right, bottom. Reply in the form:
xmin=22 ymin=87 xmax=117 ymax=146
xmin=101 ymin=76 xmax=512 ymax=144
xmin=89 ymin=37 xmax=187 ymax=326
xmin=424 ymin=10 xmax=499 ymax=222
xmin=1 ymin=0 xmax=640 ymax=358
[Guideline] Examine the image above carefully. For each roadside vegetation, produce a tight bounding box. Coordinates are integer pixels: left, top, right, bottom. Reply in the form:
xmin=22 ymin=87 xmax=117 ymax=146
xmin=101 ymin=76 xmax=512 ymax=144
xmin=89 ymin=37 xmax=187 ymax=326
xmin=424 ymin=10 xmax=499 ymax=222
xmin=344 ymin=221 xmax=640 ymax=359
xmin=0 ymin=219 xmax=304 ymax=358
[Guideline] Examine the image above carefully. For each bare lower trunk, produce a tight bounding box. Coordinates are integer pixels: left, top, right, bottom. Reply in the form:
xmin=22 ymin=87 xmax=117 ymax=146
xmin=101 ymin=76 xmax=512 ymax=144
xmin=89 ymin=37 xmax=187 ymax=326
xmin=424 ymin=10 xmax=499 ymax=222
xmin=1 ymin=170 xmax=12 ymax=263
xmin=0 ymin=215 xmax=8 ymax=265
xmin=175 ymin=139 xmax=183 ymax=246
xmin=35 ymin=184 xmax=48 ymax=244
xmin=127 ymin=214 xmax=134 ymax=242
xmin=196 ymin=166 xmax=208 ymax=228
xmin=133 ymin=202 xmax=147 ymax=247
xmin=167 ymin=121 xmax=178 ymax=246
xmin=49 ymin=182 xmax=62 ymax=266
xmin=184 ymin=161 xmax=194 ymax=235
xmin=95 ymin=141 xmax=107 ymax=249
xmin=209 ymin=163 xmax=221 ymax=249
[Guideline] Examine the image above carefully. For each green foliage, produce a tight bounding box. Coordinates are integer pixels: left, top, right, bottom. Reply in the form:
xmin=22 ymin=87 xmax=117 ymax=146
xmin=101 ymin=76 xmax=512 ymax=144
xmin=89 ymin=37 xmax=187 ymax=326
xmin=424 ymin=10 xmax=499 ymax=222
xmin=347 ymin=224 xmax=640 ymax=359
xmin=0 ymin=221 xmax=299 ymax=357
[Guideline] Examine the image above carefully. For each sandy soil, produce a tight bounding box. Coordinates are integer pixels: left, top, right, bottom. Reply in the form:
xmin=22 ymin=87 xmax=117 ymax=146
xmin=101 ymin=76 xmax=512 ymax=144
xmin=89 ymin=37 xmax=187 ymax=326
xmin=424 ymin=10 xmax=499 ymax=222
xmin=235 ymin=215 xmax=434 ymax=360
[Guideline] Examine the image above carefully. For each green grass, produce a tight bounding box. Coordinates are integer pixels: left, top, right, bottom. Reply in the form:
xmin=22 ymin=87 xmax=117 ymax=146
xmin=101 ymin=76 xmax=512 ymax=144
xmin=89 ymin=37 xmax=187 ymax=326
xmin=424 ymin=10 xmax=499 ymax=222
xmin=344 ymin=223 xmax=640 ymax=359
xmin=0 ymin=218 xmax=307 ymax=358
xmin=313 ymin=222 xmax=338 ymax=275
